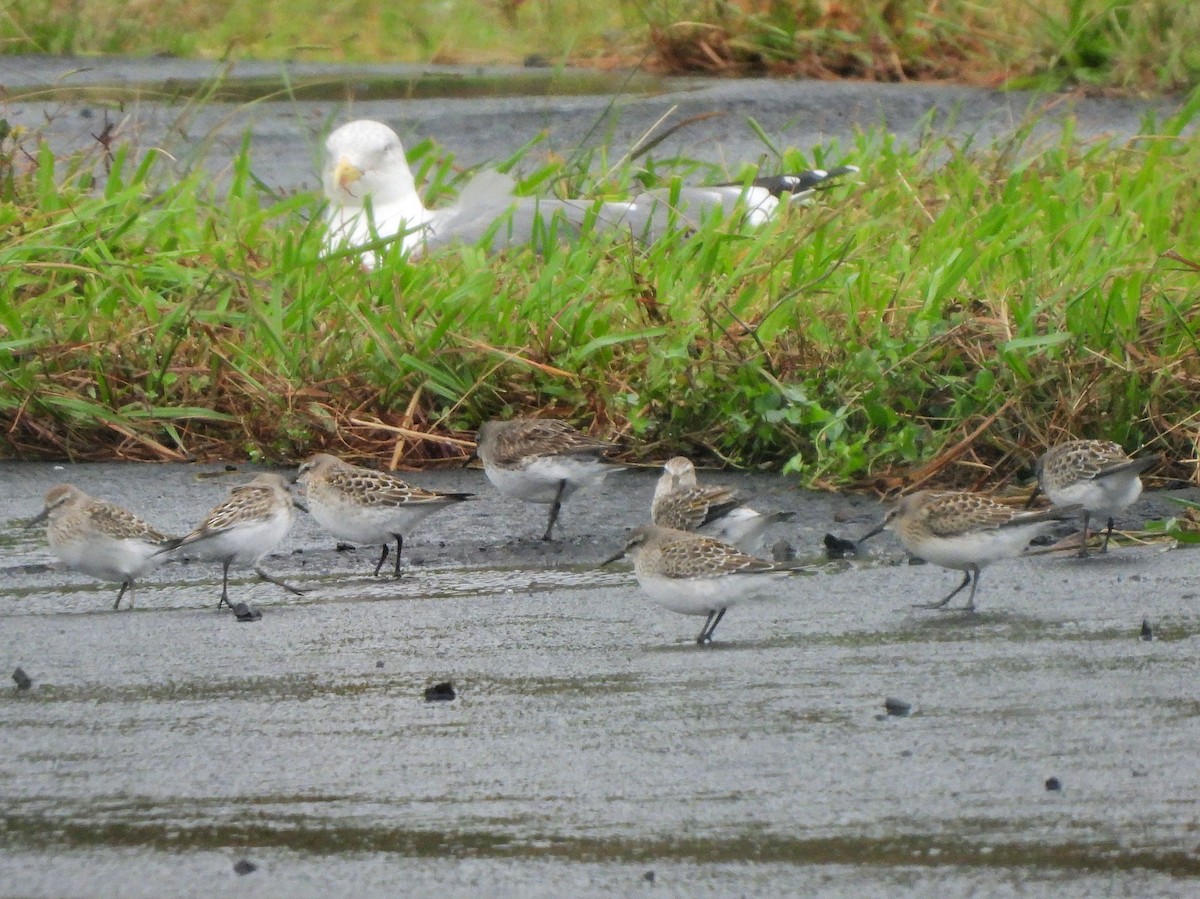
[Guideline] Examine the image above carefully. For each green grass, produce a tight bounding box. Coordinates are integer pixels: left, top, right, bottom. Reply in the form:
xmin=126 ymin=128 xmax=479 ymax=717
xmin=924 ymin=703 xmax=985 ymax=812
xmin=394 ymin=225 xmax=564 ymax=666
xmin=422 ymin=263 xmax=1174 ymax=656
xmin=0 ymin=89 xmax=1197 ymax=488
xmin=0 ymin=1 xmax=1196 ymax=94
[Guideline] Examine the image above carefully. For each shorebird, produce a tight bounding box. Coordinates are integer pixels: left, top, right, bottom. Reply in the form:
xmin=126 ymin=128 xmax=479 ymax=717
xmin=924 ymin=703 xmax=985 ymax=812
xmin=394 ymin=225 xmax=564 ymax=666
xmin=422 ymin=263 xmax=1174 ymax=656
xmin=323 ymin=119 xmax=858 ymax=264
xmin=297 ymin=452 xmax=473 ymax=577
xmin=1032 ymin=440 xmax=1158 ymax=556
xmin=603 ymin=523 xmax=805 ymax=644
xmin=651 ymin=456 xmax=792 ymax=553
xmin=859 ymin=490 xmax=1076 ymax=612
xmin=475 ymin=418 xmax=627 ymax=541
xmin=161 ymin=473 xmax=302 ymax=609
xmin=28 ymin=484 xmax=173 ymax=610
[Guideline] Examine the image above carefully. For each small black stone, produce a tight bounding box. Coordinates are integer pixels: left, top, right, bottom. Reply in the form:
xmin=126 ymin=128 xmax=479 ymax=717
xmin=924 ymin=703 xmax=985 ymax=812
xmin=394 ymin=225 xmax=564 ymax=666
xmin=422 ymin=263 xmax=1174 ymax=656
xmin=424 ymin=681 xmax=456 ymax=702
xmin=233 ymin=859 xmax=257 ymax=876
xmin=1045 ymin=776 xmax=1062 ymax=791
xmin=224 ymin=464 xmax=238 ymax=472
xmin=883 ymin=697 xmax=911 ymax=717
xmin=231 ymin=602 xmax=262 ymax=622
xmin=12 ymin=667 xmax=32 ymax=690
xmin=375 ymin=661 xmax=385 ymax=669
xmin=335 ymin=542 xmax=356 ymax=553
xmin=823 ymin=533 xmax=858 ymax=558
xmin=642 ymin=870 xmax=655 ymax=883
xmin=1140 ymin=618 xmax=1153 ymax=641
xmin=524 ymin=53 xmax=551 ymax=68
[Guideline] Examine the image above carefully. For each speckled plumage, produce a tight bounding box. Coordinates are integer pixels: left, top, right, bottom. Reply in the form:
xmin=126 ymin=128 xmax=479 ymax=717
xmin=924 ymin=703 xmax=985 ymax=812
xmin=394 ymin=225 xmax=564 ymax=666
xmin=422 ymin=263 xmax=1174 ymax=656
xmin=651 ymin=456 xmax=791 ymax=552
xmin=1035 ymin=440 xmax=1158 ymax=556
xmin=603 ymin=523 xmax=804 ymax=644
xmin=861 ymin=490 xmax=1075 ymax=612
xmin=297 ymin=452 xmax=473 ymax=577
xmin=164 ymin=473 xmax=301 ymax=609
xmin=476 ymin=418 xmax=626 ymax=540
xmin=29 ymin=483 xmax=172 ymax=610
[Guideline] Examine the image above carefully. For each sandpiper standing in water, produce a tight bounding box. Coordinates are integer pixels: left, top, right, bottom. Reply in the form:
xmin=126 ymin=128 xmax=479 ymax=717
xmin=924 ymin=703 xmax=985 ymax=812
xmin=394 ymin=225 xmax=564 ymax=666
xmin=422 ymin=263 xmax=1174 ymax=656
xmin=161 ymin=473 xmax=302 ymax=609
xmin=651 ymin=456 xmax=792 ymax=554
xmin=297 ymin=452 xmax=473 ymax=577
xmin=476 ymin=418 xmax=627 ymax=541
xmin=603 ymin=523 xmax=805 ymax=644
xmin=859 ymin=490 xmax=1076 ymax=612
xmin=1032 ymin=440 xmax=1158 ymax=556
xmin=28 ymin=484 xmax=173 ymax=610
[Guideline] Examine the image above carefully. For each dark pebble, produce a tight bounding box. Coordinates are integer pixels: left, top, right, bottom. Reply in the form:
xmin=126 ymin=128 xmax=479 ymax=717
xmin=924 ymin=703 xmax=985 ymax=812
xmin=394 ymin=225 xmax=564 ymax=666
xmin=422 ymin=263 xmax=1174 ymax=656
xmin=823 ymin=533 xmax=858 ymax=558
xmin=233 ymin=859 xmax=257 ymax=876
xmin=375 ymin=661 xmax=384 ymax=669
xmin=907 ymin=556 xmax=927 ymax=566
xmin=524 ymin=53 xmax=551 ymax=68
xmin=883 ymin=697 xmax=911 ymax=717
xmin=424 ymin=681 xmax=456 ymax=702
xmin=336 ymin=542 xmax=356 ymax=553
xmin=642 ymin=870 xmax=655 ymax=883
xmin=1045 ymin=776 xmax=1062 ymax=791
xmin=1141 ymin=618 xmax=1153 ymax=641
xmin=12 ymin=667 xmax=32 ymax=690
xmin=225 ymin=464 xmax=238 ymax=472
xmin=232 ymin=603 xmax=263 ymax=622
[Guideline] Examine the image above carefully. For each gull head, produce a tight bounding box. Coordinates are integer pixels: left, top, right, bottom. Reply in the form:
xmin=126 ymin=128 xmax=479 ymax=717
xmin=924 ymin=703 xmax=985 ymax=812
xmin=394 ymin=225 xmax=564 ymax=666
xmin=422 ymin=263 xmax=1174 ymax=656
xmin=323 ymin=119 xmax=418 ymax=209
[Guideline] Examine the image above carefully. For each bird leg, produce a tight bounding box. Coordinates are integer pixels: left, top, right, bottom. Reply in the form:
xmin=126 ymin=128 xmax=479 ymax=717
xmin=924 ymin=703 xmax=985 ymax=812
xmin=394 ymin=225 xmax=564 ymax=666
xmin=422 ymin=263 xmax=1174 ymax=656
xmin=1077 ymin=511 xmax=1092 ymax=558
xmin=543 ymin=480 xmax=567 ymax=541
xmin=961 ymin=567 xmax=981 ymax=612
xmin=696 ymin=608 xmax=728 ymax=645
xmin=114 ymin=579 xmax=133 ymax=611
xmin=1100 ymin=516 xmax=1116 ymax=554
xmin=218 ymin=559 xmax=232 ymax=610
xmin=392 ymin=534 xmax=404 ymax=578
xmin=255 ymin=567 xmax=306 ymax=596
xmin=914 ymin=568 xmax=976 ymax=611
xmin=373 ymin=543 xmax=390 ymax=577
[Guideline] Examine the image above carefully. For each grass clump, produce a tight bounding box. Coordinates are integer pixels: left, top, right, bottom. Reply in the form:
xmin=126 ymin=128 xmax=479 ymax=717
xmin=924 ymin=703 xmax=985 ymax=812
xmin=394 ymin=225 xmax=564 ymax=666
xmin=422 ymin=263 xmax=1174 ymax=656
xmin=0 ymin=94 xmax=1198 ymax=489
xmin=1 ymin=1 xmax=1196 ymax=93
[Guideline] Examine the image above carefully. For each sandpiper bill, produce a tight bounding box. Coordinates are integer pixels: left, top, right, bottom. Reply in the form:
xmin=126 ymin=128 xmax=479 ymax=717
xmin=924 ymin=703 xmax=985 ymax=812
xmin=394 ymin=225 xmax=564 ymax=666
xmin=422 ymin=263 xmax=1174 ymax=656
xmin=297 ymin=452 xmax=473 ymax=577
xmin=476 ymin=418 xmax=626 ymax=540
xmin=1032 ymin=440 xmax=1158 ymax=557
xmin=859 ymin=490 xmax=1075 ymax=612
xmin=651 ymin=456 xmax=792 ymax=553
xmin=28 ymin=484 xmax=173 ymax=610
xmin=161 ymin=473 xmax=302 ymax=609
xmin=603 ymin=523 xmax=805 ymax=644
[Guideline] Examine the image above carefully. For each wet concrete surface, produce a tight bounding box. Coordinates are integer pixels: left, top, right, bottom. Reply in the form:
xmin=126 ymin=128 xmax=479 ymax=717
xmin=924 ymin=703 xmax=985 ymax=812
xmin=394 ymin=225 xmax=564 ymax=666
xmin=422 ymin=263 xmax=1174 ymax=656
xmin=2 ymin=54 xmax=1198 ymax=894
xmin=0 ymin=56 xmax=1187 ymax=196
xmin=3 ymin=460 xmax=1200 ymax=895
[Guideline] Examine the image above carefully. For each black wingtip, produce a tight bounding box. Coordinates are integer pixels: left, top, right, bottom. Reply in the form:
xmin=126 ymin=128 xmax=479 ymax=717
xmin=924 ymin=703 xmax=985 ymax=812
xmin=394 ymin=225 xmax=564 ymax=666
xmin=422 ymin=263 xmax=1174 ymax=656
xmin=752 ymin=165 xmax=860 ymax=197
